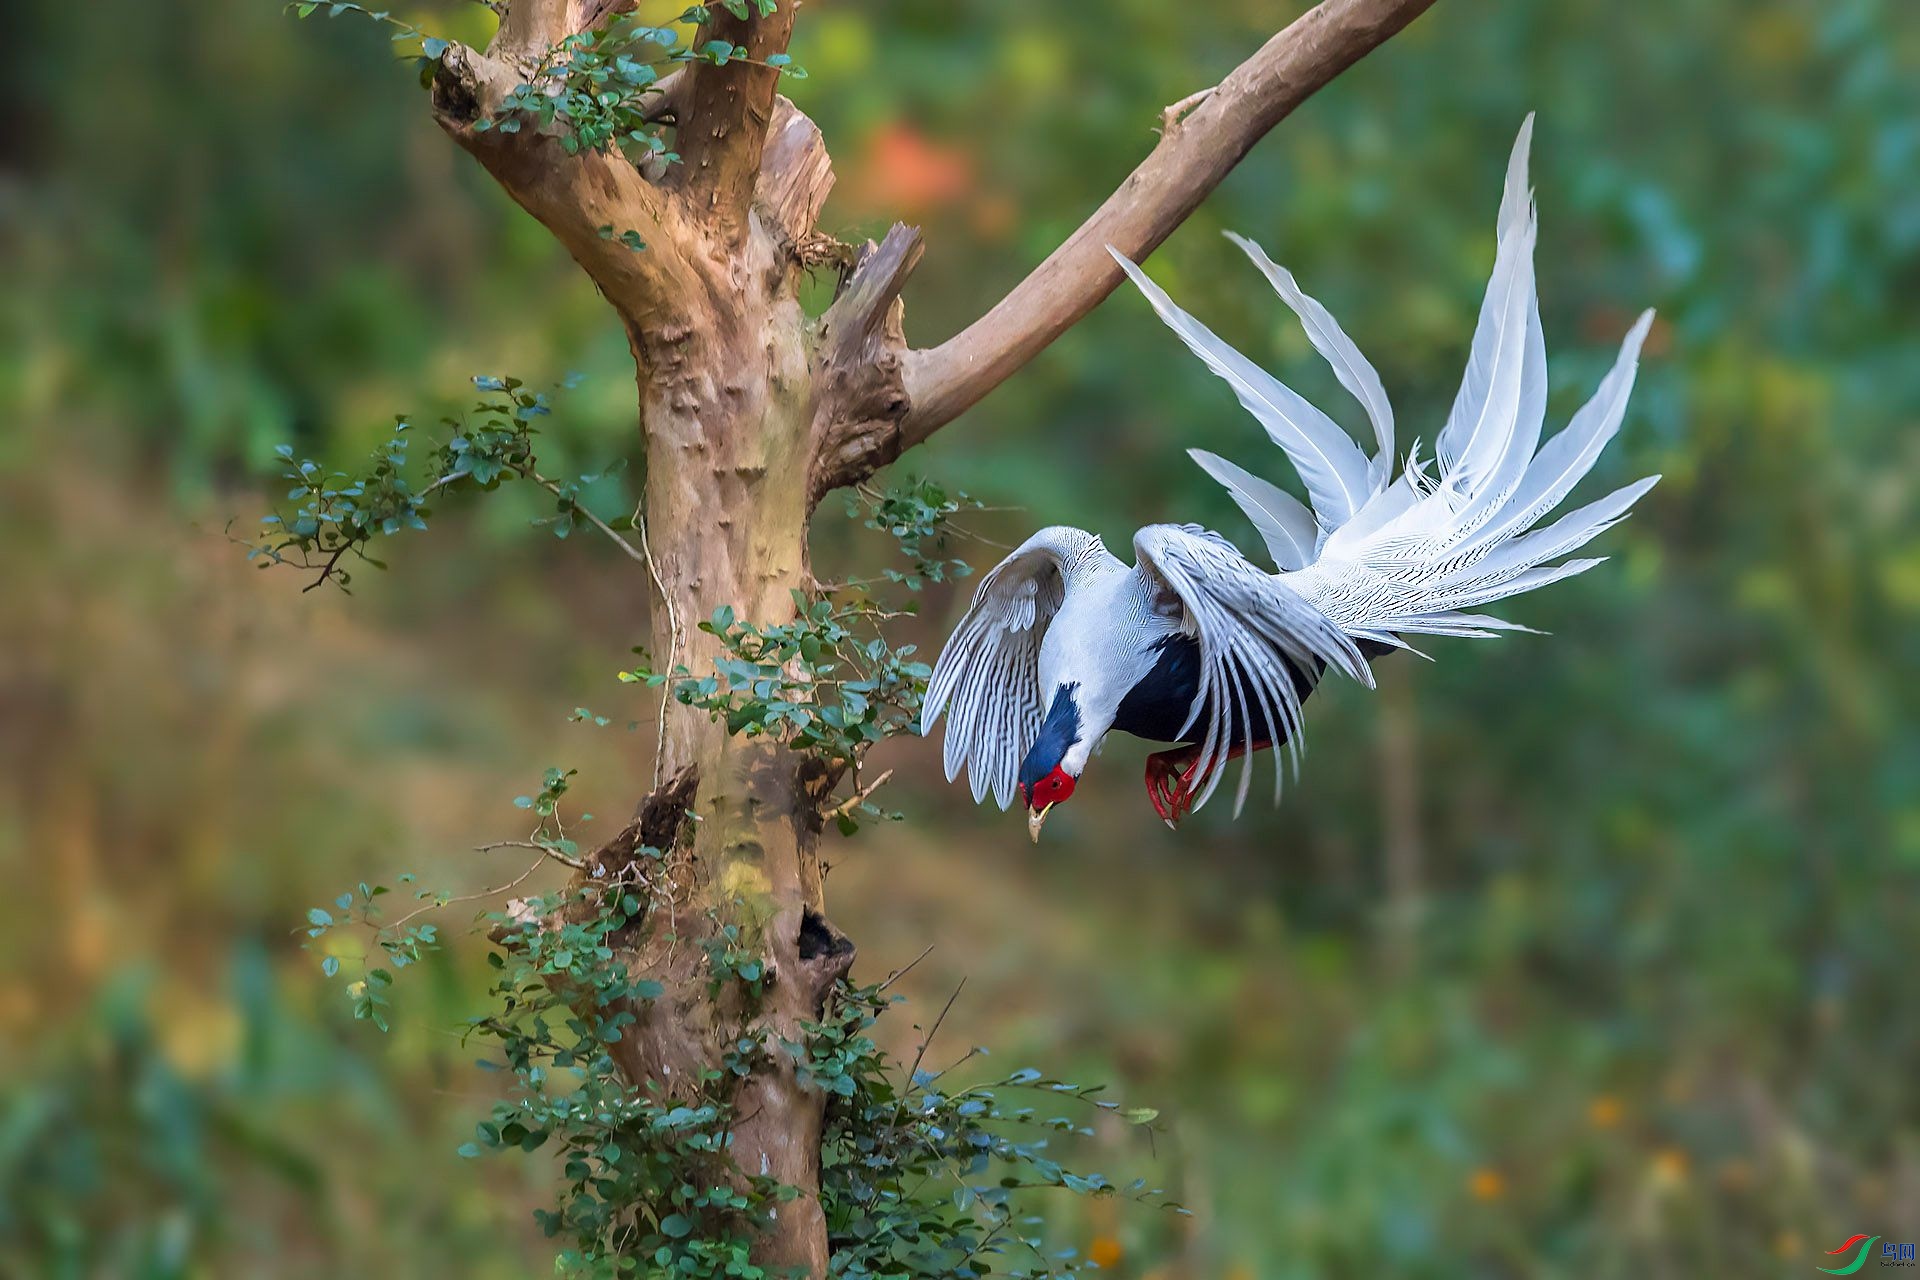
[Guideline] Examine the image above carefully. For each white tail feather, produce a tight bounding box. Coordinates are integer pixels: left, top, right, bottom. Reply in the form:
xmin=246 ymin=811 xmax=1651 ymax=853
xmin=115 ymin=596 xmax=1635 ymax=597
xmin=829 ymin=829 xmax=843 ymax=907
xmin=1226 ymin=231 xmax=1396 ymax=491
xmin=1108 ymin=248 xmax=1374 ymax=530
xmin=1187 ymin=448 xmax=1319 ymax=571
xmin=1124 ymin=116 xmax=1659 ymax=648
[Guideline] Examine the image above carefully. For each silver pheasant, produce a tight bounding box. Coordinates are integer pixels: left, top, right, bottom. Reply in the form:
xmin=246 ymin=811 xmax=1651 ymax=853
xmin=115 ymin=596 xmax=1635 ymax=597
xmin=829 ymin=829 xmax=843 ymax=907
xmin=923 ymin=118 xmax=1660 ymax=840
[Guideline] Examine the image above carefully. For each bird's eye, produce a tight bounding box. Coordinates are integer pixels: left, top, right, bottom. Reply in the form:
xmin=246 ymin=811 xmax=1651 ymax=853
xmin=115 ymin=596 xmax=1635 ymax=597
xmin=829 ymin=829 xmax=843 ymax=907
xmin=1033 ymin=769 xmax=1076 ymax=805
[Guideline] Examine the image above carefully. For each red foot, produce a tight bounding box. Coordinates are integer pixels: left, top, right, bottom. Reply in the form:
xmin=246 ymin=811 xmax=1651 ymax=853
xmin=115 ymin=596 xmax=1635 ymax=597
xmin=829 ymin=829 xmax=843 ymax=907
xmin=1144 ymin=747 xmax=1200 ymax=824
xmin=1144 ymin=740 xmax=1272 ymax=826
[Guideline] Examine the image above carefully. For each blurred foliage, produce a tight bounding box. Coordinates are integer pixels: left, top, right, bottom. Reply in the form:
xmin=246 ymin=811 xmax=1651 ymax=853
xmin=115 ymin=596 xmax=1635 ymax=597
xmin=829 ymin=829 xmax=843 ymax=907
xmin=1 ymin=0 xmax=1917 ymax=1276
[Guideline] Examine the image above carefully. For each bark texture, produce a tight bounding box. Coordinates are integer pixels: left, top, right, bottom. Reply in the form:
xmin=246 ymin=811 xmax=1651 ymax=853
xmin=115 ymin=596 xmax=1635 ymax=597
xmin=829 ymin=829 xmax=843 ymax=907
xmin=419 ymin=0 xmax=1436 ymax=1270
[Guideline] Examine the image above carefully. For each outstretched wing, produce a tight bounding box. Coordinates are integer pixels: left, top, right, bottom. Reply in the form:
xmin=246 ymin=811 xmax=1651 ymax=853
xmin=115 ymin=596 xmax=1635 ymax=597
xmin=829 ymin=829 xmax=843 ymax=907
xmin=1132 ymin=524 xmax=1371 ymax=816
xmin=923 ymin=526 xmax=1112 ymax=809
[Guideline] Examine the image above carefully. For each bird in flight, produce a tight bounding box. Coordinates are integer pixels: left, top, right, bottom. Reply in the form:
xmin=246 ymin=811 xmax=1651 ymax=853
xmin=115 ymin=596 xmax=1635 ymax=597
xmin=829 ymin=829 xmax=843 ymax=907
xmin=922 ymin=118 xmax=1660 ymax=842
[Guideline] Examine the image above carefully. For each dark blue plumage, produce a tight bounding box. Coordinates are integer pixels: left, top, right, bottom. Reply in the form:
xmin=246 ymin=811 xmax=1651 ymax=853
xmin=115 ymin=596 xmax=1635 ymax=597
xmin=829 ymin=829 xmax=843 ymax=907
xmin=1018 ymin=683 xmax=1083 ymax=790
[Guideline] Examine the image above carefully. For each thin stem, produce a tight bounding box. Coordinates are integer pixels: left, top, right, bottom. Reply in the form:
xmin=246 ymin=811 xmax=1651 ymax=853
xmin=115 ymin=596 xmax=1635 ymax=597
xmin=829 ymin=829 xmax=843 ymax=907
xmin=905 ymin=977 xmax=965 ymax=1088
xmin=825 ymin=768 xmax=893 ymax=822
xmin=476 ymin=838 xmax=590 ymax=872
xmin=300 ymin=542 xmax=352 ymax=593
xmin=876 ymin=943 xmax=935 ymax=993
xmin=527 ymin=470 xmax=649 ymax=564
xmin=634 ymin=505 xmax=680 ymax=790
xmin=386 ymin=855 xmax=549 ymax=933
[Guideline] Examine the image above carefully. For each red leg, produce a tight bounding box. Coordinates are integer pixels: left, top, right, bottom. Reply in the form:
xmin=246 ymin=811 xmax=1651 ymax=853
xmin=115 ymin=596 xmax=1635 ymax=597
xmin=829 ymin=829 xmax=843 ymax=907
xmin=1144 ymin=746 xmax=1200 ymax=824
xmin=1147 ymin=740 xmax=1273 ymax=825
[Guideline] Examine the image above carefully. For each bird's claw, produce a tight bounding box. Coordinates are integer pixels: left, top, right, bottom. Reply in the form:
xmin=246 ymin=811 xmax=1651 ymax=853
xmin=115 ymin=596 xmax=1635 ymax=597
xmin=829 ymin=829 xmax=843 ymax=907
xmin=1144 ymin=749 xmax=1205 ymax=826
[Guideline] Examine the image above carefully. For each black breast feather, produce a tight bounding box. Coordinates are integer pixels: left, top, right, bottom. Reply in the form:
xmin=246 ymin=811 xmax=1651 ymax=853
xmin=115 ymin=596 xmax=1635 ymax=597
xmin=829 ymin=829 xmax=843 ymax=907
xmin=1111 ymin=633 xmax=1346 ymax=748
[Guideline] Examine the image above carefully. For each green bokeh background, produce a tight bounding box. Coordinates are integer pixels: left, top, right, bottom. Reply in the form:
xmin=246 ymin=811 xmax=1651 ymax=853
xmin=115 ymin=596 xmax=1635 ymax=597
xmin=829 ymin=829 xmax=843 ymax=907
xmin=3 ymin=0 xmax=1917 ymax=1276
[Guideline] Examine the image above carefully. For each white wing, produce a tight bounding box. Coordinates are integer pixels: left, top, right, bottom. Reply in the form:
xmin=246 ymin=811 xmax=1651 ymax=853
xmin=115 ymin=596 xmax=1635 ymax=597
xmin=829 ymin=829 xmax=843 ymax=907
xmin=922 ymin=526 xmax=1114 ymax=809
xmin=1132 ymin=524 xmax=1371 ymax=816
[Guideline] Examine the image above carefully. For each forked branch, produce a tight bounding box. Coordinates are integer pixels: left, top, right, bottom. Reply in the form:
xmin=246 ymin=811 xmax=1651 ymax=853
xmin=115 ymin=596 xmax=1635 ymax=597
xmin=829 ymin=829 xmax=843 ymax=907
xmin=428 ymin=41 xmax=696 ymax=324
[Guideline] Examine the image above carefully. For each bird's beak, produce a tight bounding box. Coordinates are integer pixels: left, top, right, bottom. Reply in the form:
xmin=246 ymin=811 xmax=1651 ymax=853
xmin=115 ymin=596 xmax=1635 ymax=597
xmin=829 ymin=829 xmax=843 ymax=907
xmin=1027 ymin=803 xmax=1053 ymax=844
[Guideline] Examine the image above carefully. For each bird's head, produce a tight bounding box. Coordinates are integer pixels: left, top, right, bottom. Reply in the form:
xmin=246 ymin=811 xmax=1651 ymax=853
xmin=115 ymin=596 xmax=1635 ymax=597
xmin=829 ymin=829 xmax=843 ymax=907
xmin=1018 ymin=684 xmax=1084 ymax=843
xmin=1018 ymin=763 xmax=1078 ymax=843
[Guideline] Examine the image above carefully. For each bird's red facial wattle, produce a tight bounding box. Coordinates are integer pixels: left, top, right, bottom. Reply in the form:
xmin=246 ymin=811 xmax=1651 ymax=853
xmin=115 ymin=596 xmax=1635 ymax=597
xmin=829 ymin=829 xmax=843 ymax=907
xmin=1023 ymin=766 xmax=1077 ymax=809
xmin=1020 ymin=766 xmax=1077 ymax=843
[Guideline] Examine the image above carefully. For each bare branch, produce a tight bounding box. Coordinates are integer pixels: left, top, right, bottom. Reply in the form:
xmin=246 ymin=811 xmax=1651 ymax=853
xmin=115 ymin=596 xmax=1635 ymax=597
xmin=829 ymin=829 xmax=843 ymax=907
xmin=822 ymin=225 xmax=924 ymax=343
xmin=877 ymin=943 xmax=936 ymax=993
xmin=674 ymin=1 xmax=799 ymax=243
xmin=1160 ymin=85 xmax=1217 ymax=133
xmin=386 ymin=855 xmax=551 ymax=933
xmin=640 ymin=67 xmax=689 ymax=125
xmin=898 ymin=0 xmax=1439 ymax=448
xmin=809 ymin=225 xmax=926 ymax=500
xmin=476 ymin=839 xmax=590 ymax=872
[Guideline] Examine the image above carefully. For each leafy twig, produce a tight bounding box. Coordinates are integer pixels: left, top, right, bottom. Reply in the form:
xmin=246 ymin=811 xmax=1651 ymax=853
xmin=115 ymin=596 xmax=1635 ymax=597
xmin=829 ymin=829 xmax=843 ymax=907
xmin=476 ymin=838 xmax=590 ymax=872
xmin=826 ymin=768 xmax=893 ymax=823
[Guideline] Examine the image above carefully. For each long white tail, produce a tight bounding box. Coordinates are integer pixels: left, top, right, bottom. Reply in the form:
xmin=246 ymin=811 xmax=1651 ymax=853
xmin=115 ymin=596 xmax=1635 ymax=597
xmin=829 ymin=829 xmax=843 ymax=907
xmin=1114 ymin=115 xmax=1658 ymax=647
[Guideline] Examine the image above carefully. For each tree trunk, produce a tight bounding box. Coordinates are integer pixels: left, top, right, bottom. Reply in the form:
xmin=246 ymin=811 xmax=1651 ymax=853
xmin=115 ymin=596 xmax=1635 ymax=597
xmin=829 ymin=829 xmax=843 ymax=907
xmin=614 ymin=251 xmax=875 ymax=1271
xmin=414 ymin=1 xmax=1436 ymax=1270
xmin=432 ymin=49 xmax=924 ymax=1271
